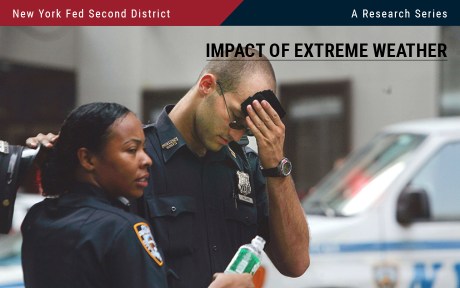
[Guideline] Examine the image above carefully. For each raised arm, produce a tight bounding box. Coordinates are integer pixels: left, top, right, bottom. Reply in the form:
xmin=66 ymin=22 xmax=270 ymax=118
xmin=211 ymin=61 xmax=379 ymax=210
xmin=246 ymin=99 xmax=310 ymax=277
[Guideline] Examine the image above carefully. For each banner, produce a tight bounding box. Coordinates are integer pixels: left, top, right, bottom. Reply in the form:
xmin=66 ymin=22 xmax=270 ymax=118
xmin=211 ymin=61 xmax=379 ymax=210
xmin=1 ymin=0 xmax=457 ymax=25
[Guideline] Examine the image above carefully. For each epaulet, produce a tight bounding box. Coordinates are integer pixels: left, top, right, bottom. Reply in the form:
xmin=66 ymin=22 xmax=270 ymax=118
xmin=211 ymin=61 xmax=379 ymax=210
xmin=243 ymin=145 xmax=258 ymax=156
xmin=236 ymin=135 xmax=259 ymax=157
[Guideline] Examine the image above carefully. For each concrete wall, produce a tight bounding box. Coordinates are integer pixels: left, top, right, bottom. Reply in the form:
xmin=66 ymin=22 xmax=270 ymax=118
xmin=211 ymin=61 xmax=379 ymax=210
xmin=77 ymin=27 xmax=144 ymax=113
xmin=0 ymin=27 xmax=76 ymax=69
xmin=0 ymin=26 xmax=441 ymax=148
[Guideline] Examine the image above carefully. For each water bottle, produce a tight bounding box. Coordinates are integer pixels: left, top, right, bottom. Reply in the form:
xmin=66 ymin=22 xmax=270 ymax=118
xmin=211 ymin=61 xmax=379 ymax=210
xmin=224 ymin=236 xmax=266 ymax=275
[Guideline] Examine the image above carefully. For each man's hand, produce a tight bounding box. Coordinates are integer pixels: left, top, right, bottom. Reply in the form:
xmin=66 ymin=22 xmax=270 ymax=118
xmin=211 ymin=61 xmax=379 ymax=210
xmin=25 ymin=133 xmax=59 ymax=149
xmin=208 ymin=273 xmax=254 ymax=288
xmin=245 ymin=100 xmax=285 ymax=169
xmin=245 ymin=100 xmax=310 ymax=277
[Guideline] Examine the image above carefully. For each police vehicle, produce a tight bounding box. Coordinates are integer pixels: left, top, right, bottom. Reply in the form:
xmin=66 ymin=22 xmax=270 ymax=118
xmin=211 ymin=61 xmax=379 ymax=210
xmin=262 ymin=117 xmax=460 ymax=288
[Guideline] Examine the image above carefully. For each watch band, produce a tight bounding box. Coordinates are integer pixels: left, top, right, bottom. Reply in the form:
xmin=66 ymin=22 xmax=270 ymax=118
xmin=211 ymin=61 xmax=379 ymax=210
xmin=261 ymin=166 xmax=279 ymax=177
xmin=261 ymin=157 xmax=292 ymax=177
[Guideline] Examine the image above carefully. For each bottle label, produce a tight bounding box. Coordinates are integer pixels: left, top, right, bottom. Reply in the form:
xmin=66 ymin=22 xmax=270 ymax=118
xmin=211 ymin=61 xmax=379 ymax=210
xmin=225 ymin=247 xmax=261 ymax=275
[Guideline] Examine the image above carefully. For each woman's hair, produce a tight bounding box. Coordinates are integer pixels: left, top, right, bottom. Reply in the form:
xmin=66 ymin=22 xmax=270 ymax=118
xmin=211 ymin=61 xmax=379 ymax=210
xmin=41 ymin=102 xmax=131 ymax=196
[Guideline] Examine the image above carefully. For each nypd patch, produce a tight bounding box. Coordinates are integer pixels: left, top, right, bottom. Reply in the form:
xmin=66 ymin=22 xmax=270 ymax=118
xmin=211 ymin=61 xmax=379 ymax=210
xmin=134 ymin=222 xmax=163 ymax=266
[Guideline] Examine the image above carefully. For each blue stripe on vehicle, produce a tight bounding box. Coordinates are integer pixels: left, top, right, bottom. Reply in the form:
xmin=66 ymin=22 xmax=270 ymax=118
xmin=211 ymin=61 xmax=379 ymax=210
xmin=0 ymin=283 xmax=24 ymax=288
xmin=0 ymin=255 xmax=23 ymax=287
xmin=311 ymin=241 xmax=460 ymax=254
xmin=0 ymin=255 xmax=21 ymax=266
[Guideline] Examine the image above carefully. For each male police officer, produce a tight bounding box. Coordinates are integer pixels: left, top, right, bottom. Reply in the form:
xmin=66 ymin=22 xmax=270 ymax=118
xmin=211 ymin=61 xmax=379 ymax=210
xmin=27 ymin=50 xmax=310 ymax=288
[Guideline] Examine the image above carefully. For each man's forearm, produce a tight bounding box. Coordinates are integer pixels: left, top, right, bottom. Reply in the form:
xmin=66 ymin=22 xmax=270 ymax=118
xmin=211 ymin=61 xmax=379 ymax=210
xmin=265 ymin=176 xmax=310 ymax=277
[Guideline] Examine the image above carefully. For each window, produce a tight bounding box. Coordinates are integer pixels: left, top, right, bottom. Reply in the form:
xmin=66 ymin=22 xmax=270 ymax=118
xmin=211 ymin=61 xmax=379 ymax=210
xmin=440 ymin=27 xmax=460 ymax=116
xmin=409 ymin=142 xmax=460 ymax=220
xmin=302 ymin=133 xmax=425 ymax=216
xmin=142 ymin=88 xmax=187 ymax=124
xmin=281 ymin=80 xmax=351 ymax=198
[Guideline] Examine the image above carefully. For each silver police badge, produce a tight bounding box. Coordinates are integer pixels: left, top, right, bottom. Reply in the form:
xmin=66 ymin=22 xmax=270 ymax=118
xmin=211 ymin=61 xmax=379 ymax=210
xmin=236 ymin=171 xmax=253 ymax=204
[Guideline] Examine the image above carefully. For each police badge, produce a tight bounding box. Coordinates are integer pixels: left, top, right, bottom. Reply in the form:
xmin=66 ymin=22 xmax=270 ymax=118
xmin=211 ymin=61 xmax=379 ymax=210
xmin=236 ymin=171 xmax=253 ymax=204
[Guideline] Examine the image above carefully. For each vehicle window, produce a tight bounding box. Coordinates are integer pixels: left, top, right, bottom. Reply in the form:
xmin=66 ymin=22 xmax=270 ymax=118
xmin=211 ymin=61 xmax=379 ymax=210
xmin=409 ymin=142 xmax=460 ymax=221
xmin=302 ymin=133 xmax=426 ymax=217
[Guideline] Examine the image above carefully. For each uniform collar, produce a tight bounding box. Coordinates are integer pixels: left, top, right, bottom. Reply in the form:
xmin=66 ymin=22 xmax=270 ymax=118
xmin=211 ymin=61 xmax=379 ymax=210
xmin=65 ymin=182 xmax=131 ymax=211
xmin=155 ymin=105 xmax=245 ymax=170
xmin=225 ymin=142 xmax=246 ymax=171
xmin=155 ymin=105 xmax=188 ymax=163
xmin=68 ymin=182 xmax=109 ymax=200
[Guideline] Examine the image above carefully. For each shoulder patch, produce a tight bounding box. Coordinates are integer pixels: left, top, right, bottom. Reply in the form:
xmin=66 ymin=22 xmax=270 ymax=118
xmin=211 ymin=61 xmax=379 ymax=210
xmin=133 ymin=222 xmax=163 ymax=266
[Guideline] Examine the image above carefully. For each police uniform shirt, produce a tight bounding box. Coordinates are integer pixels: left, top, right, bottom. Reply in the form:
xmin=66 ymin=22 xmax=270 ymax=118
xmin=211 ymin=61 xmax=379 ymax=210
xmin=140 ymin=105 xmax=269 ymax=288
xmin=21 ymin=182 xmax=167 ymax=288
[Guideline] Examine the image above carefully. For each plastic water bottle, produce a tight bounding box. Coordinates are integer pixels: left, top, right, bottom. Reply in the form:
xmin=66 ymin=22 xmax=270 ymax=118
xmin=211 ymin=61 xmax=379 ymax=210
xmin=224 ymin=236 xmax=266 ymax=275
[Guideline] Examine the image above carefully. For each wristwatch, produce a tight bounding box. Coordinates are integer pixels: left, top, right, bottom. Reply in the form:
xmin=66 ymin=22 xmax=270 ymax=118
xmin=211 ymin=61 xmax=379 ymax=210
xmin=261 ymin=157 xmax=292 ymax=177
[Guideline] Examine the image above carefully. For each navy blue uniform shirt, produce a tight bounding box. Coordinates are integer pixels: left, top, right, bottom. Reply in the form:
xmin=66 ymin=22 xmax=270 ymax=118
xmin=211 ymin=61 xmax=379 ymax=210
xmin=21 ymin=182 xmax=168 ymax=288
xmin=138 ymin=106 xmax=269 ymax=288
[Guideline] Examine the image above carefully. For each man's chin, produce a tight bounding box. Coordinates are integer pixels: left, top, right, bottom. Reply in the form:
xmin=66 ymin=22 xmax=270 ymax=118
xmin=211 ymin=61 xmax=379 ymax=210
xmin=206 ymin=142 xmax=225 ymax=152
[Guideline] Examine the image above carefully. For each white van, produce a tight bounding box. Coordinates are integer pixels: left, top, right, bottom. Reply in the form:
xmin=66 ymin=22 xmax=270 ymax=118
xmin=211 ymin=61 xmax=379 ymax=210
xmin=262 ymin=117 xmax=460 ymax=288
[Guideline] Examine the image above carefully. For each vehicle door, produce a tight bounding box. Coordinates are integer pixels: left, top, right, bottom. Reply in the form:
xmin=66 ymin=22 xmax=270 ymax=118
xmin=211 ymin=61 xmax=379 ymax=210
xmin=392 ymin=140 xmax=460 ymax=288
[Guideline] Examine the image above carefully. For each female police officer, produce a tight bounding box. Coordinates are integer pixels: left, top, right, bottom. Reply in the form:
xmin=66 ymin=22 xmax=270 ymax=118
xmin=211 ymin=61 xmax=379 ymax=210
xmin=21 ymin=102 xmax=253 ymax=288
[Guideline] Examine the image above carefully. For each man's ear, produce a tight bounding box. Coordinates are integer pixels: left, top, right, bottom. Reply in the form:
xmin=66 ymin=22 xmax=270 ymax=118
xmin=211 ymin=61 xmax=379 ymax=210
xmin=77 ymin=147 xmax=96 ymax=172
xmin=198 ymin=74 xmax=217 ymax=96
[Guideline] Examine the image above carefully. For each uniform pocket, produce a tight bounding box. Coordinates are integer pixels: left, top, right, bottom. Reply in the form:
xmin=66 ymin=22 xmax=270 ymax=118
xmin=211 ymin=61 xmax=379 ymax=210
xmin=147 ymin=195 xmax=196 ymax=256
xmin=224 ymin=200 xmax=258 ymax=244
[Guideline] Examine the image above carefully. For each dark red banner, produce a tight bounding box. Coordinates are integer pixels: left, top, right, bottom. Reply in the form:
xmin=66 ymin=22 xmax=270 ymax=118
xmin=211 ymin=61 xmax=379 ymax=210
xmin=0 ymin=0 xmax=243 ymax=25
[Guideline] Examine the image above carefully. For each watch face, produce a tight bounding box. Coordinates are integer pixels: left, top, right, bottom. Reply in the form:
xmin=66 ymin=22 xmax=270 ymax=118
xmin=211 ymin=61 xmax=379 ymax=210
xmin=280 ymin=158 xmax=292 ymax=176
